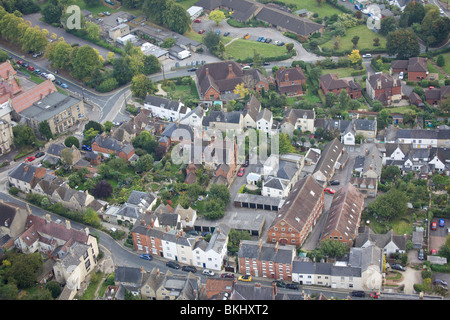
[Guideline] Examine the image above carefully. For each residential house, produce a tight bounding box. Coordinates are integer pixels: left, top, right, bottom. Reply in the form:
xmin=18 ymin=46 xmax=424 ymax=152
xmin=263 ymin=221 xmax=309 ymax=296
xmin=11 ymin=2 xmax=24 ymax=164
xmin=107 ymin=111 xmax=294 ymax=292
xmin=350 ymin=176 xmax=378 ymax=198
xmin=51 ymin=187 xmax=95 ymax=212
xmin=192 ymin=224 xmax=230 ymax=271
xmin=354 ymin=226 xmax=407 ymax=258
xmin=108 ymin=23 xmax=130 ymax=41
xmin=390 ymin=57 xmax=428 ymax=82
xmin=291 ymin=261 xmax=315 ymax=285
xmin=425 ymin=86 xmax=450 ymax=106
xmin=238 ymin=239 xmax=296 ymax=280
xmin=131 ymin=222 xmax=165 ymax=257
xmin=174 ymin=204 xmax=197 ymax=229
xmin=320 ymin=73 xmax=362 ymax=99
xmin=203 ymin=278 xmax=235 ymax=300
xmin=242 ymin=95 xmax=261 ymax=129
xmin=145 ymin=270 xmax=201 ymax=300
xmin=0 ymin=200 xmax=31 ymax=250
xmin=144 ymin=95 xmax=190 ymax=121
xmin=0 ymin=61 xmax=22 ymax=101
xmin=179 ymin=106 xmax=204 ymax=128
xmin=267 ymin=176 xmax=324 ymax=247
xmin=256 ymin=108 xmax=273 ymax=135
xmin=140 ymin=267 xmax=166 ymax=300
xmin=429 ymin=147 xmax=450 ymax=173
xmin=275 ymin=66 xmax=306 ymax=97
xmin=91 ymin=132 xmax=136 ymax=161
xmin=161 ymin=231 xmax=199 ymax=265
xmin=0 ymin=102 xmax=14 ymax=155
xmin=366 ymin=73 xmax=402 ymax=105
xmin=10 ymin=80 xmax=57 ymax=114
xmin=195 ymin=61 xmax=268 ymax=101
xmin=230 ymin=282 xmax=277 ymax=300
xmin=280 ymin=108 xmax=315 ymax=137
xmin=45 ymin=143 xmax=82 ymax=166
xmin=202 ymin=110 xmax=244 ymax=133
xmin=312 ymin=138 xmax=347 ymax=185
xmin=114 ymin=266 xmax=145 ymax=298
xmin=8 ymin=163 xmax=48 ymax=193
xmin=354 ymin=119 xmax=377 ymax=142
xmin=19 ymin=92 xmax=84 ymax=136
xmin=262 ymin=156 xmax=303 ymax=199
xmin=15 ymin=214 xmax=98 ymax=299
xmin=320 ymin=183 xmax=364 ymax=246
xmin=33 ymin=173 xmax=65 ymax=197
xmin=361 ymin=145 xmax=383 ymax=180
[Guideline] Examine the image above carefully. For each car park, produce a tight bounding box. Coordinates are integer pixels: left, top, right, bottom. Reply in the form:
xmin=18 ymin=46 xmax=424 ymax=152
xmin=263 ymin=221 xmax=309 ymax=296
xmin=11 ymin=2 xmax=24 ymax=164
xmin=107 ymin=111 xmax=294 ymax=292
xmin=139 ymin=254 xmax=152 ymax=261
xmin=202 ymin=269 xmax=214 ymax=276
xmin=351 ymin=291 xmax=365 ymax=297
xmin=238 ymin=275 xmax=252 ymax=282
xmin=166 ymin=261 xmax=180 ymax=269
xmin=391 ymin=264 xmax=406 ymax=271
xmin=35 ymin=152 xmax=45 ymax=158
xmin=431 ymin=221 xmax=437 ymax=230
xmin=182 ymin=266 xmax=197 ymax=273
xmin=439 ymin=219 xmax=445 ymax=227
xmin=324 ymin=187 xmax=335 ymax=194
xmin=221 ymin=273 xmax=234 ymax=278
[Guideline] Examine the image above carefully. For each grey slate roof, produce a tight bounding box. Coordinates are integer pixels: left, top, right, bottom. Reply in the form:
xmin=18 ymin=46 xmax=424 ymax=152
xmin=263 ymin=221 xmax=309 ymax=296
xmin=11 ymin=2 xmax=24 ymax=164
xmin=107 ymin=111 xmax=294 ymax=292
xmin=144 ymin=95 xmax=182 ymax=112
xmin=19 ymin=92 xmax=81 ymax=122
xmin=8 ymin=163 xmax=38 ymax=184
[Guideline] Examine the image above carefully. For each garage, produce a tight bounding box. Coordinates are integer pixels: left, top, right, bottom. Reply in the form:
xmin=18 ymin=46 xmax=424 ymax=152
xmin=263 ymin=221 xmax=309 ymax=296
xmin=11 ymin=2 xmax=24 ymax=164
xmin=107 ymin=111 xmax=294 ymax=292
xmin=233 ymin=194 xmax=284 ymax=211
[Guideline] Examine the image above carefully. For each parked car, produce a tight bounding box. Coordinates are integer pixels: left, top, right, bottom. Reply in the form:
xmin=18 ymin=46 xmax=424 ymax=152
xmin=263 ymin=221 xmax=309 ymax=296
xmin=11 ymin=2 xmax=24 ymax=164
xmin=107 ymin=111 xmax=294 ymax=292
xmin=139 ymin=254 xmax=152 ymax=261
xmin=324 ymin=187 xmax=335 ymax=194
xmin=237 ymin=168 xmax=245 ymax=176
xmin=16 ymin=60 xmax=23 ymax=65
xmin=32 ymin=52 xmax=42 ymax=58
xmin=370 ymin=292 xmax=380 ymax=299
xmin=104 ymin=11 xmax=111 ymax=15
xmin=223 ymin=32 xmax=230 ymax=36
xmin=439 ymin=219 xmax=445 ymax=227
xmin=418 ymin=248 xmax=425 ymax=260
xmin=243 ymin=33 xmax=250 ymax=39
xmin=262 ymin=62 xmax=270 ymax=66
xmin=431 ymin=221 xmax=437 ymax=230
xmin=330 ymin=180 xmax=340 ymax=186
xmin=41 ymin=72 xmax=47 ymax=78
xmin=34 ymin=69 xmax=41 ymax=75
xmin=362 ymin=53 xmax=372 ymax=58
xmin=351 ymin=291 xmax=365 ymax=297
xmin=285 ymin=283 xmax=299 ymax=290
xmin=221 ymin=273 xmax=235 ymax=278
xmin=277 ymin=42 xmax=285 ymax=46
xmin=265 ymin=38 xmax=272 ymax=43
xmin=241 ymin=65 xmax=251 ymax=70
xmin=82 ymin=145 xmax=92 ymax=151
xmin=215 ymin=30 xmax=220 ymax=35
xmin=187 ymin=67 xmax=197 ymax=72
xmin=238 ymin=275 xmax=252 ymax=282
xmin=166 ymin=261 xmax=180 ymax=269
xmin=35 ymin=152 xmax=45 ymax=158
xmin=273 ymin=41 xmax=280 ymax=45
xmin=194 ymin=18 xmax=201 ymax=23
xmin=272 ymin=280 xmax=286 ymax=288
xmin=243 ymin=159 xmax=249 ymax=167
xmin=22 ymin=62 xmax=29 ymax=68
xmin=182 ymin=266 xmax=197 ymax=273
xmin=399 ymin=71 xmax=404 ymax=80
xmin=186 ymin=230 xmax=198 ymax=236
xmin=55 ymin=80 xmax=62 ymax=85
xmin=433 ymin=279 xmax=448 ymax=286
xmin=198 ymin=29 xmax=205 ymax=34
xmin=60 ymin=83 xmax=68 ymax=89
xmin=27 ymin=66 xmax=35 ymax=71
xmin=430 ymin=249 xmax=437 ymax=255
xmin=202 ymin=269 xmax=214 ymax=276
xmin=25 ymin=156 xmax=35 ymax=162
xmin=391 ymin=264 xmax=406 ymax=271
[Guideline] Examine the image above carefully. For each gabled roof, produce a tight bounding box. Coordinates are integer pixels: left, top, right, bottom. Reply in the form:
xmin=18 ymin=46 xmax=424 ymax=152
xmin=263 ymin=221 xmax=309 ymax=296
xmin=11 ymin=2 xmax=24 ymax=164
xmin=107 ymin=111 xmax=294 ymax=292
xmin=144 ymin=95 xmax=182 ymax=112
xmin=11 ymin=80 xmax=57 ymax=113
xmin=275 ymin=66 xmax=305 ymax=84
xmin=0 ymin=61 xmax=21 ymax=95
xmin=313 ymin=138 xmax=344 ymax=178
xmin=238 ymin=239 xmax=295 ymax=265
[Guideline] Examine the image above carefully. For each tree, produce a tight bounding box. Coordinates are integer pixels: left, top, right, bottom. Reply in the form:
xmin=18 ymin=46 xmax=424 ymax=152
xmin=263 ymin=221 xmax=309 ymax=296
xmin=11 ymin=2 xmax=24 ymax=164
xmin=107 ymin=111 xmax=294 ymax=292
xmin=134 ymin=153 xmax=154 ymax=172
xmin=64 ymin=136 xmax=80 ymax=148
xmin=131 ymin=74 xmax=156 ymax=99
xmin=368 ymin=188 xmax=408 ymax=221
xmin=83 ymin=207 xmax=101 ymax=228
xmin=143 ymin=54 xmax=160 ymax=75
xmin=277 ymin=132 xmax=295 ymax=154
xmin=85 ymin=21 xmax=101 ymax=41
xmin=351 ymin=35 xmax=360 ymax=48
xmin=318 ymin=239 xmax=348 ymax=259
xmin=4 ymin=252 xmax=43 ymax=289
xmin=228 ymin=229 xmax=252 ymax=255
xmin=133 ymin=130 xmax=158 ymax=155
xmin=377 ymin=108 xmax=391 ymax=129
xmin=13 ymin=124 xmax=35 ymax=146
xmin=380 ymin=16 xmax=397 ymax=36
xmin=41 ymin=1 xmax=62 ymax=24
xmin=91 ymin=180 xmax=113 ymax=199
xmin=325 ymin=92 xmax=338 ymax=108
xmin=38 ymin=120 xmax=53 ymax=140
xmin=203 ymin=30 xmax=221 ymax=51
xmin=286 ymin=43 xmax=294 ymax=53
xmin=204 ymin=199 xmax=225 ymax=220
xmin=72 ymin=45 xmax=102 ymax=80
xmin=386 ymin=28 xmax=420 ymax=59
xmin=421 ymin=9 xmax=450 ymax=47
xmin=60 ymin=148 xmax=73 ymax=165
xmin=234 ymin=82 xmax=249 ymax=99
xmin=84 ymin=120 xmax=103 ymax=133
xmin=162 ymin=2 xmax=191 ymax=34
xmin=399 ymin=1 xmax=425 ymax=27
xmin=252 ymin=49 xmax=262 ymax=69
xmin=338 ymin=89 xmax=350 ymax=110
xmin=45 ymin=281 xmax=62 ymax=299
xmin=208 ymin=184 xmax=230 ymax=205
xmin=348 ymin=49 xmax=361 ymax=65
xmin=113 ymin=57 xmax=134 ymax=85
xmin=209 ymin=9 xmax=226 ymax=25
xmin=437 ymin=55 xmax=445 ymax=67
xmin=49 ymin=40 xmax=73 ymax=70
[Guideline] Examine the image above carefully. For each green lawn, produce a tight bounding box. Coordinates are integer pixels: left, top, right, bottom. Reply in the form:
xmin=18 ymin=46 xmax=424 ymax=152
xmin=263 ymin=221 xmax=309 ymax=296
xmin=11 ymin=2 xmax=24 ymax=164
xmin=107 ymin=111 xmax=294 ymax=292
xmin=280 ymin=0 xmax=343 ymax=18
xmin=225 ymin=39 xmax=288 ymax=60
xmin=321 ymin=67 xmax=359 ymax=78
xmin=321 ymin=24 xmax=386 ymax=52
xmin=439 ymin=52 xmax=450 ymax=75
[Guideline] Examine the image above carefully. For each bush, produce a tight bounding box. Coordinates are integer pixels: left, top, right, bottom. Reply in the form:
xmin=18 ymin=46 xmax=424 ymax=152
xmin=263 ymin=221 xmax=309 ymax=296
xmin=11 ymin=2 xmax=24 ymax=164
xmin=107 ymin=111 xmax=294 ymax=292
xmin=8 ymin=186 xmax=20 ymax=196
xmin=97 ymin=77 xmax=119 ymax=92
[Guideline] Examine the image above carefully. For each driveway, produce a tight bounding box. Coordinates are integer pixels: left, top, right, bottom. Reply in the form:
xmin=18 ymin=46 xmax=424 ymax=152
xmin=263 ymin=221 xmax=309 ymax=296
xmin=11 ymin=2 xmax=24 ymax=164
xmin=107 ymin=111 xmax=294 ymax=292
xmin=192 ymin=17 xmax=322 ymax=63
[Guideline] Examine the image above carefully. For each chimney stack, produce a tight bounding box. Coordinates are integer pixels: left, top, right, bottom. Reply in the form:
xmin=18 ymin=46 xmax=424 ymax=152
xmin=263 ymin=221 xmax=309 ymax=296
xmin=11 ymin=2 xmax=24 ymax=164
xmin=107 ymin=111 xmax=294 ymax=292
xmin=285 ymin=73 xmax=289 ymax=82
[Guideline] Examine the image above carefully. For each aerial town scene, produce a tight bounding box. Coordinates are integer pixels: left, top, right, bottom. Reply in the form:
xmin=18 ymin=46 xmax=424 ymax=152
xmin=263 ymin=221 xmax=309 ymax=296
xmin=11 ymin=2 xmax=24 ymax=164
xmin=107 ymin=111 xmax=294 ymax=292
xmin=0 ymin=0 xmax=449 ymax=306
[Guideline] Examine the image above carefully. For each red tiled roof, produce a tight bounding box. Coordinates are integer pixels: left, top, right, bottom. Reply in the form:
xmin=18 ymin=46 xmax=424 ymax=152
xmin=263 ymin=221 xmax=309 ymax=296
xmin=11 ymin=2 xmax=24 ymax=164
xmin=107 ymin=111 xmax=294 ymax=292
xmin=12 ymin=80 xmax=57 ymax=113
xmin=0 ymin=61 xmax=22 ymax=95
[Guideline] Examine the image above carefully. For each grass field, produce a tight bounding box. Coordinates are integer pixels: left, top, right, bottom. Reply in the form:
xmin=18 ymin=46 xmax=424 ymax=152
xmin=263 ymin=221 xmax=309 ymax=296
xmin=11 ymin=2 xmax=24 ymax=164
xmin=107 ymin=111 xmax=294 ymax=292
xmin=224 ymin=39 xmax=288 ymax=60
xmin=321 ymin=24 xmax=386 ymax=52
xmin=321 ymin=67 xmax=359 ymax=78
xmin=280 ymin=0 xmax=343 ymax=18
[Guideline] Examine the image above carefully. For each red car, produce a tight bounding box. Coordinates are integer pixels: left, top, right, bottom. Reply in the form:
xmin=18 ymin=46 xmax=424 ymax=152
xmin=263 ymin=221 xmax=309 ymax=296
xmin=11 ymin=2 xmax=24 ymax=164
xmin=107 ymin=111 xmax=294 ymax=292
xmin=221 ymin=273 xmax=234 ymax=278
xmin=370 ymin=292 xmax=379 ymax=299
xmin=324 ymin=187 xmax=335 ymax=194
xmin=25 ymin=156 xmax=35 ymax=162
xmin=431 ymin=221 xmax=437 ymax=231
xmin=198 ymin=29 xmax=205 ymax=34
xmin=237 ymin=168 xmax=245 ymax=177
xmin=28 ymin=66 xmax=35 ymax=71
xmin=194 ymin=19 xmax=201 ymax=23
xmin=430 ymin=249 xmax=437 ymax=255
xmin=16 ymin=60 xmax=23 ymax=65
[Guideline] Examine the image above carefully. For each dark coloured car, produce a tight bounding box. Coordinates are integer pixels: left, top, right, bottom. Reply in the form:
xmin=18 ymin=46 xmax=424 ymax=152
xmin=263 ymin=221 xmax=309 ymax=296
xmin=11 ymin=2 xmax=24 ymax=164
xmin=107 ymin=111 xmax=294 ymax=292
xmin=262 ymin=62 xmax=270 ymax=66
xmin=82 ymin=145 xmax=92 ymax=151
xmin=351 ymin=291 xmax=365 ymax=297
xmin=433 ymin=279 xmax=448 ymax=286
xmin=22 ymin=62 xmax=29 ymax=68
xmin=139 ymin=254 xmax=152 ymax=261
xmin=223 ymin=32 xmax=230 ymax=36
xmin=272 ymin=280 xmax=286 ymax=288
xmin=35 ymin=151 xmax=45 ymax=158
xmin=166 ymin=261 xmax=180 ymax=269
xmin=330 ymin=180 xmax=340 ymax=185
xmin=221 ymin=273 xmax=235 ymax=278
xmin=182 ymin=266 xmax=197 ymax=273
xmin=264 ymin=38 xmax=272 ymax=43
xmin=55 ymin=80 xmax=62 ymax=85
xmin=391 ymin=264 xmax=406 ymax=271
xmin=243 ymin=159 xmax=249 ymax=167
xmin=285 ymin=283 xmax=299 ymax=290
xmin=187 ymin=67 xmax=197 ymax=72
